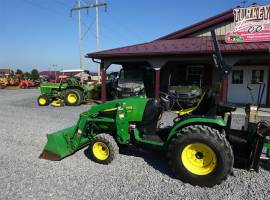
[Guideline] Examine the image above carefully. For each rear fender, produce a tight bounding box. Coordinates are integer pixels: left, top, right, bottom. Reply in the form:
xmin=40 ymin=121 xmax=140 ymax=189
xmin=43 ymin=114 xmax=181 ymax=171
xmin=167 ymin=117 xmax=226 ymax=142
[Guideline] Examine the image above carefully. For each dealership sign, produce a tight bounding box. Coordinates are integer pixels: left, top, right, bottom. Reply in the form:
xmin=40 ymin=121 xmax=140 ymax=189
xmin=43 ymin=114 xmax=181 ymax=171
xmin=226 ymin=5 xmax=270 ymax=43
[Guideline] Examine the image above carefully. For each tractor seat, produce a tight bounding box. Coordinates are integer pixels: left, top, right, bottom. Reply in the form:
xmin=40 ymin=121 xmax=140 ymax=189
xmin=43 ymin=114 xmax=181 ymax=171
xmin=217 ymin=103 xmax=236 ymax=113
xmin=139 ymin=99 xmax=163 ymax=135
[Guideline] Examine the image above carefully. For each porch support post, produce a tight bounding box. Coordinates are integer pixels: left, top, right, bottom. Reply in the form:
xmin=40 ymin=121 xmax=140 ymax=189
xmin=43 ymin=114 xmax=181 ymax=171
xmin=148 ymin=58 xmax=167 ymax=99
xmin=154 ymin=68 xmax=161 ymax=99
xmin=221 ymin=78 xmax=228 ymax=103
xmin=101 ymin=62 xmax=107 ymax=103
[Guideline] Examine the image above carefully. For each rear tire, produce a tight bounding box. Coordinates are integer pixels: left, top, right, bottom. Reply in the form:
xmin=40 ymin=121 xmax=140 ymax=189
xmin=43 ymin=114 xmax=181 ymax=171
xmin=64 ymin=89 xmax=83 ymax=106
xmin=168 ymin=125 xmax=233 ymax=187
xmin=89 ymin=134 xmax=119 ymax=164
xmin=37 ymin=95 xmax=50 ymax=106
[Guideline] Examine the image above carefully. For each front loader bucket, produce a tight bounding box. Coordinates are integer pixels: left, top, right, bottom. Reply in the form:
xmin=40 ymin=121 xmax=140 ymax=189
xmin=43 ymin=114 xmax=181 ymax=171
xmin=39 ymin=126 xmax=89 ymax=161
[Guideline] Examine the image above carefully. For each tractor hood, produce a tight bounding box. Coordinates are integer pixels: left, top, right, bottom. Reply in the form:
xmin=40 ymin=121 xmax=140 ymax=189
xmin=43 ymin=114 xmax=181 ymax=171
xmin=89 ymin=96 xmax=148 ymax=121
xmin=40 ymin=82 xmax=67 ymax=89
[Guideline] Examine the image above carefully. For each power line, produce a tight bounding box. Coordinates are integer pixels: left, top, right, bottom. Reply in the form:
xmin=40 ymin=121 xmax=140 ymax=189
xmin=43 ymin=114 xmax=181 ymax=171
xmin=23 ymin=0 xmax=67 ymax=17
xmin=81 ymin=19 xmax=95 ymax=39
xmin=103 ymin=10 xmax=146 ymax=42
xmin=54 ymin=0 xmax=71 ymax=8
xmin=81 ymin=0 xmax=90 ymax=6
xmin=240 ymin=0 xmax=248 ymax=7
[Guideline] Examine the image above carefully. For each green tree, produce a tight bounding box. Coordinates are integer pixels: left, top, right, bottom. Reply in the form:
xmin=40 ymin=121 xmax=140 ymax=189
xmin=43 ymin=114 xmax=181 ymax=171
xmin=30 ymin=69 xmax=39 ymax=80
xmin=16 ymin=69 xmax=23 ymax=75
xmin=15 ymin=69 xmax=23 ymax=78
xmin=24 ymin=72 xmax=31 ymax=79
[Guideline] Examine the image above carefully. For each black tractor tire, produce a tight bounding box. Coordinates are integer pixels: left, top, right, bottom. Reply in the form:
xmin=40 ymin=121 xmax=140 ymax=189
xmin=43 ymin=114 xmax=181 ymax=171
xmin=37 ymin=95 xmax=50 ymax=106
xmin=168 ymin=125 xmax=234 ymax=187
xmin=89 ymin=134 xmax=119 ymax=164
xmin=64 ymin=89 xmax=83 ymax=106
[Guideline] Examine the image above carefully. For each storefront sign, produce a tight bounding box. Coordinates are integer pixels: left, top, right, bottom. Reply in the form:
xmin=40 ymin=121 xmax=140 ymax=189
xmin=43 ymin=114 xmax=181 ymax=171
xmin=226 ymin=5 xmax=270 ymax=43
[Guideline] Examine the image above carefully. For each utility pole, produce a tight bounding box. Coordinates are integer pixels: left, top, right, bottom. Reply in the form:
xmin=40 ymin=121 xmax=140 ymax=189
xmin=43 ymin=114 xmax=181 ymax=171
xmin=77 ymin=0 xmax=84 ymax=70
xmin=71 ymin=1 xmax=107 ymax=82
xmin=52 ymin=64 xmax=58 ymax=80
xmin=95 ymin=0 xmax=100 ymax=80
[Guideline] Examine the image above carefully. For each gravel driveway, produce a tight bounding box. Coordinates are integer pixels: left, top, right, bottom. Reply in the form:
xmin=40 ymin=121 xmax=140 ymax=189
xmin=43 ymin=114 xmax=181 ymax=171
xmin=0 ymin=89 xmax=269 ymax=200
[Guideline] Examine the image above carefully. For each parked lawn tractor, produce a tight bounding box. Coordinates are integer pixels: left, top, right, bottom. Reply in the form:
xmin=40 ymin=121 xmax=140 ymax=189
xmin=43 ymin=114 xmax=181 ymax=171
xmin=37 ymin=77 xmax=101 ymax=106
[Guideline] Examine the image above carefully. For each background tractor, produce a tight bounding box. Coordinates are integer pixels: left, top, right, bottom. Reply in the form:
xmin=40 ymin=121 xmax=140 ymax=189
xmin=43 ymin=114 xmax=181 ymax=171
xmin=37 ymin=76 xmax=101 ymax=106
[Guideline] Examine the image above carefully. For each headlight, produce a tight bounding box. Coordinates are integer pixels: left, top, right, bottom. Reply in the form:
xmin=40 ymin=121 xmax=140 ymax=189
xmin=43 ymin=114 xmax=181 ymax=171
xmin=118 ymin=110 xmax=125 ymax=119
xmin=116 ymin=87 xmax=122 ymax=92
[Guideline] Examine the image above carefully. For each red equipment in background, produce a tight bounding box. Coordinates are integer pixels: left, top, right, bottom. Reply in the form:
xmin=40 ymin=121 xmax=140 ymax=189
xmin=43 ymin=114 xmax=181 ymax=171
xmin=19 ymin=80 xmax=38 ymax=89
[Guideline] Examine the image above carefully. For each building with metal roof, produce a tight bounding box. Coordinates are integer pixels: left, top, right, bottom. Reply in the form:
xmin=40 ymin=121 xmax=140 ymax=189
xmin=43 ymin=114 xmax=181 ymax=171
xmin=87 ymin=4 xmax=270 ymax=105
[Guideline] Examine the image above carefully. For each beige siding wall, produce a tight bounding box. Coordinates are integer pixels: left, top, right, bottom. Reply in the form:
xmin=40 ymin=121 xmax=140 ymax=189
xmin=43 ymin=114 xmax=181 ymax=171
xmin=189 ymin=21 xmax=234 ymax=37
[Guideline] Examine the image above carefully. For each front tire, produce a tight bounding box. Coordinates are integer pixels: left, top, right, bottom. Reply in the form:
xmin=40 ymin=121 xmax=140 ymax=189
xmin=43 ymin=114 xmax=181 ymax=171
xmin=168 ymin=125 xmax=233 ymax=187
xmin=37 ymin=95 xmax=50 ymax=106
xmin=89 ymin=134 xmax=119 ymax=164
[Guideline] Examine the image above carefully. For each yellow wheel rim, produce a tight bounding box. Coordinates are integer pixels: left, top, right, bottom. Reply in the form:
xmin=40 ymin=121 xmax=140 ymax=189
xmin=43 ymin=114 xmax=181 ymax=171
xmin=67 ymin=93 xmax=77 ymax=104
xmin=92 ymin=142 xmax=109 ymax=160
xmin=181 ymin=143 xmax=217 ymax=175
xmin=39 ymin=98 xmax=46 ymax=105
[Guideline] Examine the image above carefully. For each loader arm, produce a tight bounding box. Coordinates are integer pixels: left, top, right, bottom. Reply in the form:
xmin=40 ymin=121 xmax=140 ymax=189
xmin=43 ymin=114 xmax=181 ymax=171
xmin=40 ymin=96 xmax=148 ymax=160
xmin=39 ymin=101 xmax=121 ymax=160
xmin=211 ymin=30 xmax=232 ymax=80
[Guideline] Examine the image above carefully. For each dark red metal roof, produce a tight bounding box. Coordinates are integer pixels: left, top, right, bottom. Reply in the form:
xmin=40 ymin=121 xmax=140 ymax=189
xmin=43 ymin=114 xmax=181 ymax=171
xmin=87 ymin=36 xmax=270 ymax=59
xmin=157 ymin=8 xmax=235 ymax=40
xmin=87 ymin=4 xmax=269 ymax=60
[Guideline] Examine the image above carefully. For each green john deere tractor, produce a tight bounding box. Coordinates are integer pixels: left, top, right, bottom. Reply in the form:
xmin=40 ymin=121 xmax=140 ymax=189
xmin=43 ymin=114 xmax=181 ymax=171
xmin=40 ymin=94 xmax=270 ymax=187
xmin=37 ymin=77 xmax=101 ymax=106
xmin=39 ymin=30 xmax=270 ymax=187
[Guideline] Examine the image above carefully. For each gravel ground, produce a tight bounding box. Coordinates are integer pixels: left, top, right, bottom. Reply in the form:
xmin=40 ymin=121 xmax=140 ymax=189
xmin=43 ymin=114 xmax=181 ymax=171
xmin=0 ymin=89 xmax=269 ymax=200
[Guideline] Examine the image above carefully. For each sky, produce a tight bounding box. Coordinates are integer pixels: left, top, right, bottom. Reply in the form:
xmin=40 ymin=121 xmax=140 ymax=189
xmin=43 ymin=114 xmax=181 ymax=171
xmin=0 ymin=0 xmax=269 ymax=72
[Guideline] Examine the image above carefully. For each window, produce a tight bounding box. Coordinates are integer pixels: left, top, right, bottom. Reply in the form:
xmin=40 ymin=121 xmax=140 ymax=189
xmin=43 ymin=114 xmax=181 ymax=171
xmin=251 ymin=70 xmax=264 ymax=84
xmin=232 ymin=70 xmax=243 ymax=84
xmin=186 ymin=65 xmax=204 ymax=87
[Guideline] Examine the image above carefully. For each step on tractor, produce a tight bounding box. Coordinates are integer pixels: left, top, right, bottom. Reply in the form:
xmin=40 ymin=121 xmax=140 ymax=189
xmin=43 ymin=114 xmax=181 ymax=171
xmin=37 ymin=77 xmax=101 ymax=106
xmin=39 ymin=30 xmax=270 ymax=187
